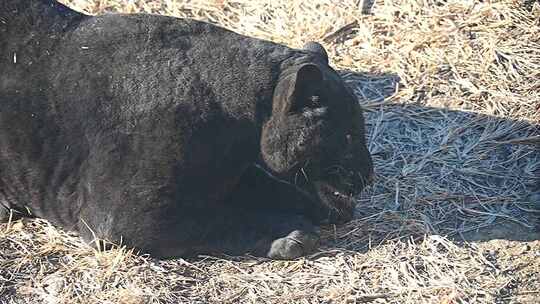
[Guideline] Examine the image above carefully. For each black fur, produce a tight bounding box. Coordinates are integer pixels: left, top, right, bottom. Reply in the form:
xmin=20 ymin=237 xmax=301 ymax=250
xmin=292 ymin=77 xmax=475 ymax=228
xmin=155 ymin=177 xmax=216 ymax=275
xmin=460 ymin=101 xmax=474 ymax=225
xmin=0 ymin=0 xmax=373 ymax=259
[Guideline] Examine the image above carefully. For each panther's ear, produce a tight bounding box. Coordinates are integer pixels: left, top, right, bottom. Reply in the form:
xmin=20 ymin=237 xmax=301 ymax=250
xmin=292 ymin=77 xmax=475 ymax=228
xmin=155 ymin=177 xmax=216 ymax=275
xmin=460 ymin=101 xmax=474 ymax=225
xmin=303 ymin=42 xmax=329 ymax=64
xmin=290 ymin=64 xmax=324 ymax=112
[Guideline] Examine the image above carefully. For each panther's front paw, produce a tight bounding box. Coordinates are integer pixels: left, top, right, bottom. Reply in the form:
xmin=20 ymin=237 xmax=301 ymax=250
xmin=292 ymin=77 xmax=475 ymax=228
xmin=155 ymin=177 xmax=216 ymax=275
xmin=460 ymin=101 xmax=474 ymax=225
xmin=267 ymin=230 xmax=320 ymax=260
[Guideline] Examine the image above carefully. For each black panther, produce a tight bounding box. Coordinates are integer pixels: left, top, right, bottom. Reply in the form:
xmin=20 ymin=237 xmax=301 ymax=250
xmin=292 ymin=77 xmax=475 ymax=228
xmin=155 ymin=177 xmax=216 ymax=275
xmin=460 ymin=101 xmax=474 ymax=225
xmin=0 ymin=0 xmax=373 ymax=259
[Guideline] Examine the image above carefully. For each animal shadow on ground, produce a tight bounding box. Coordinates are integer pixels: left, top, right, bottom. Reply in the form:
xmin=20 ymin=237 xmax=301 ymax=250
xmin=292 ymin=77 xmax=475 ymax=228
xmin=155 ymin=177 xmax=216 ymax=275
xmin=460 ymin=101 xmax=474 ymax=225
xmin=315 ymin=70 xmax=539 ymax=255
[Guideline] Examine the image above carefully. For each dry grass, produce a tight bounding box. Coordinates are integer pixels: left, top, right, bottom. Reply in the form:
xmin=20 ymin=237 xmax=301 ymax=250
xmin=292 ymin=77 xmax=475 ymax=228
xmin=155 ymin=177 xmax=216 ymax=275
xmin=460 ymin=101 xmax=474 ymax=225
xmin=1 ymin=0 xmax=540 ymax=303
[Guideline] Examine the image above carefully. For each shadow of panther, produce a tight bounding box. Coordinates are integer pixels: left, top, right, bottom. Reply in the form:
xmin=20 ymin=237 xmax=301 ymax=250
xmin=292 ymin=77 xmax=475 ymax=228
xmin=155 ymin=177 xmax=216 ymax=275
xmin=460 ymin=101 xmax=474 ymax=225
xmin=0 ymin=0 xmax=374 ymax=259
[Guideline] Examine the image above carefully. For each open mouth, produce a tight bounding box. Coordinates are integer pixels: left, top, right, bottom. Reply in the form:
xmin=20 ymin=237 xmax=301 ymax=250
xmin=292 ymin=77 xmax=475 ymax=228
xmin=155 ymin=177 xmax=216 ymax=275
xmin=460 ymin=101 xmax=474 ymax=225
xmin=302 ymin=164 xmax=374 ymax=224
xmin=286 ymin=158 xmax=374 ymax=224
xmin=310 ymin=180 xmax=357 ymax=224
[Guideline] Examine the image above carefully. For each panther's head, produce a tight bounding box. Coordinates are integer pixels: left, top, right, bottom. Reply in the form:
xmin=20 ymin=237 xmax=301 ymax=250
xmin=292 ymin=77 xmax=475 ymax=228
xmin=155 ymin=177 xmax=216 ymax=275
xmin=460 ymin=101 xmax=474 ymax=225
xmin=260 ymin=42 xmax=374 ymax=223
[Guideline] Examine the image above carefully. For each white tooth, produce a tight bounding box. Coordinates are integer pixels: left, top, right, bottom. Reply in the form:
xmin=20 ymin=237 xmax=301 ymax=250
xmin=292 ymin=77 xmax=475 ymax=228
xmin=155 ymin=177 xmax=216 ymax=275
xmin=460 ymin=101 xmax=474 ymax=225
xmin=333 ymin=191 xmax=340 ymax=196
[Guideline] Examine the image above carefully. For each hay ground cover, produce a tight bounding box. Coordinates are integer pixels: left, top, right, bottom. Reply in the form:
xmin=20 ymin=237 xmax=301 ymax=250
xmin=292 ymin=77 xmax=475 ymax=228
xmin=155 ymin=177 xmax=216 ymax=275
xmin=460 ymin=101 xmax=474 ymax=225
xmin=1 ymin=0 xmax=539 ymax=303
